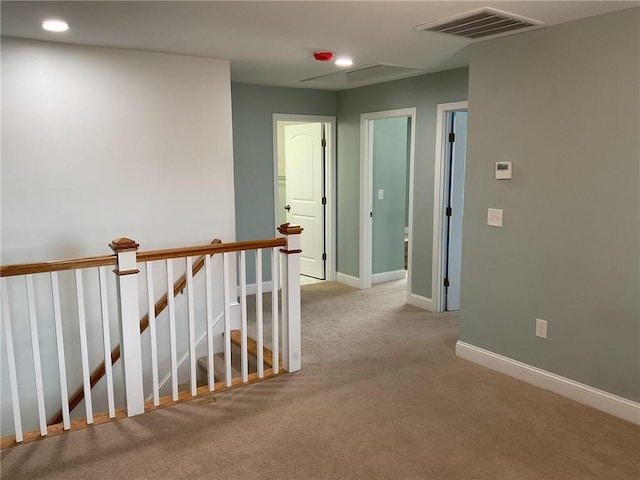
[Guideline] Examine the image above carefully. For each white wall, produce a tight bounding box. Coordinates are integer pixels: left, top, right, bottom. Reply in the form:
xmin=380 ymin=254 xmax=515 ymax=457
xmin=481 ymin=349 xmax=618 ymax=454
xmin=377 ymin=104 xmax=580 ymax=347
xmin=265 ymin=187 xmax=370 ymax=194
xmin=1 ymin=38 xmax=237 ymax=435
xmin=1 ymin=37 xmax=236 ymax=262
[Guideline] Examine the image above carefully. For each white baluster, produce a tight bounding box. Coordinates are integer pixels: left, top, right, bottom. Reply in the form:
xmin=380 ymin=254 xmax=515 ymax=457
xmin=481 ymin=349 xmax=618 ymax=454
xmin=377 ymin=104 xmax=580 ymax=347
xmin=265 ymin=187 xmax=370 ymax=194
xmin=271 ymin=247 xmax=279 ymax=374
xmin=204 ymin=254 xmax=215 ymax=390
xmin=281 ymin=252 xmax=288 ymax=371
xmin=240 ymin=251 xmax=248 ymax=383
xmin=145 ymin=262 xmax=159 ymax=406
xmin=98 ymin=267 xmax=116 ymax=418
xmin=186 ymin=257 xmax=197 ymax=396
xmin=1 ymin=279 xmax=23 ymax=442
xmin=255 ymin=249 xmax=264 ymax=378
xmin=51 ymin=272 xmax=71 ymax=429
xmin=166 ymin=259 xmax=178 ymax=401
xmin=222 ymin=252 xmax=232 ymax=387
xmin=25 ymin=275 xmax=48 ymax=435
xmin=74 ymin=269 xmax=93 ymax=424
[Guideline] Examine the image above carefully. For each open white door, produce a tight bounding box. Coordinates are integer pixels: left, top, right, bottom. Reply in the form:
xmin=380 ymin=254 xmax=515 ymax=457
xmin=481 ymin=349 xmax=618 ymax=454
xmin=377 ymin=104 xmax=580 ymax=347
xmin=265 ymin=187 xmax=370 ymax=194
xmin=433 ymin=101 xmax=469 ymax=312
xmin=444 ymin=111 xmax=468 ymax=310
xmin=284 ymin=123 xmax=325 ymax=279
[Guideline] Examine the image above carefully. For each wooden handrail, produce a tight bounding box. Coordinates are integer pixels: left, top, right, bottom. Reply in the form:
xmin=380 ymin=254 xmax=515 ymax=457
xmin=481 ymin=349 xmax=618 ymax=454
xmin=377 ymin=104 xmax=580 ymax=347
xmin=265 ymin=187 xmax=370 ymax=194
xmin=136 ymin=237 xmax=286 ymax=263
xmin=1 ymin=238 xmax=286 ymax=278
xmin=48 ymin=238 xmax=222 ymax=426
xmin=0 ymin=254 xmax=116 ymax=277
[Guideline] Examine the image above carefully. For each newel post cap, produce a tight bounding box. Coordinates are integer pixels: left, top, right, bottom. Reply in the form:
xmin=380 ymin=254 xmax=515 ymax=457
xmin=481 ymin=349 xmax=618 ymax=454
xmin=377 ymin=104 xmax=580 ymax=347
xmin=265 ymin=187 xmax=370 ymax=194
xmin=278 ymin=223 xmax=304 ymax=235
xmin=109 ymin=238 xmax=140 ymax=253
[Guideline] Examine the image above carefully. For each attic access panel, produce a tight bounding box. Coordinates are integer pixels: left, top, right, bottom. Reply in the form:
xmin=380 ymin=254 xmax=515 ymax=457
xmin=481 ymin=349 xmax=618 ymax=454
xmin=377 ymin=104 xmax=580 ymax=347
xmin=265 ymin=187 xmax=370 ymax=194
xmin=302 ymin=64 xmax=425 ymax=89
xmin=415 ymin=7 xmax=544 ymax=39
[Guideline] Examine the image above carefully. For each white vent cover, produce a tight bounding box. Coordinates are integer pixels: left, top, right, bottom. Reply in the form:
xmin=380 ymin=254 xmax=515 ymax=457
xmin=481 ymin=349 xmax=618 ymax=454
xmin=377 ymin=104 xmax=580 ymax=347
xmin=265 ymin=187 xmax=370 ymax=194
xmin=415 ymin=7 xmax=544 ymax=39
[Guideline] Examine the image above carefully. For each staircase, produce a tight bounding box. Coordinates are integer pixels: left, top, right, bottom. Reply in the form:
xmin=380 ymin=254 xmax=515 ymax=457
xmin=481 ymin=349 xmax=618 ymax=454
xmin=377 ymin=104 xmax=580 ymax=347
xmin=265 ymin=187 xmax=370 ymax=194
xmin=196 ymin=330 xmax=281 ymax=386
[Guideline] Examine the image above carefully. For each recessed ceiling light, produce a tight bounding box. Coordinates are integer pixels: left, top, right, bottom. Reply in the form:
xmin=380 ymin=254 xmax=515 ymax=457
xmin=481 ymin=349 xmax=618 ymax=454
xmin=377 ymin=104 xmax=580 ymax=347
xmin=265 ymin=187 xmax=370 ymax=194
xmin=335 ymin=58 xmax=353 ymax=68
xmin=42 ymin=19 xmax=69 ymax=32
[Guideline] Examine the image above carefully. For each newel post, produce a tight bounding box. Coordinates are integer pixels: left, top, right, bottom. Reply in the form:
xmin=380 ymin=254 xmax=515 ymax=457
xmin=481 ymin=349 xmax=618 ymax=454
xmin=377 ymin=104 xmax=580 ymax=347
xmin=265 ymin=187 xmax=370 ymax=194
xmin=109 ymin=238 xmax=145 ymax=416
xmin=278 ymin=223 xmax=303 ymax=373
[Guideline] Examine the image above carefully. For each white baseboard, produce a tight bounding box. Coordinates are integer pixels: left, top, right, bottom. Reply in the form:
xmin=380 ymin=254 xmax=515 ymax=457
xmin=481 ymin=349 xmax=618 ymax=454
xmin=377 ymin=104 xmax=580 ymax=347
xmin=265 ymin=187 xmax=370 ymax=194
xmin=372 ymin=269 xmax=407 ymax=284
xmin=336 ymin=272 xmax=360 ymax=288
xmin=455 ymin=341 xmax=640 ymax=425
xmin=407 ymin=293 xmax=435 ymax=312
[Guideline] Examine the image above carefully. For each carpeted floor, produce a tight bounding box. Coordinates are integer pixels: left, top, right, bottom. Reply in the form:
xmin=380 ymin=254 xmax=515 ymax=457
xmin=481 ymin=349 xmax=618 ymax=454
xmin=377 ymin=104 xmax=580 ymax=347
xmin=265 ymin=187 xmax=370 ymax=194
xmin=1 ymin=280 xmax=639 ymax=479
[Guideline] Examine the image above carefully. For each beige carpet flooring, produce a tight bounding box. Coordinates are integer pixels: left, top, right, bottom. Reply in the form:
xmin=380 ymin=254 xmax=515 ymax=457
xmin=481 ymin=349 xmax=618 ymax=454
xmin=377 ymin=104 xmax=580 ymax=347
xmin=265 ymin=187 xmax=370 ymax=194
xmin=1 ymin=280 xmax=639 ymax=479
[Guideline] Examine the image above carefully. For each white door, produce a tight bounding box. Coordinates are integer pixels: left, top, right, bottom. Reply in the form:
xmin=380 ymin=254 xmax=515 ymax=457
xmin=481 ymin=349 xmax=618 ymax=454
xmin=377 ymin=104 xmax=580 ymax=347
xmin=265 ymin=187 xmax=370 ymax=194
xmin=284 ymin=123 xmax=325 ymax=279
xmin=445 ymin=111 xmax=468 ymax=310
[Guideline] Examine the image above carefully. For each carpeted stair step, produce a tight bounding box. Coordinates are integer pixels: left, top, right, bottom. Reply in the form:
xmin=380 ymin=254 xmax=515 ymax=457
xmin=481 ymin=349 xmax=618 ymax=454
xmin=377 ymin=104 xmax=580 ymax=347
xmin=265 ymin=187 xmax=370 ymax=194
xmin=196 ymin=331 xmax=281 ymax=386
xmin=228 ymin=329 xmax=278 ymax=368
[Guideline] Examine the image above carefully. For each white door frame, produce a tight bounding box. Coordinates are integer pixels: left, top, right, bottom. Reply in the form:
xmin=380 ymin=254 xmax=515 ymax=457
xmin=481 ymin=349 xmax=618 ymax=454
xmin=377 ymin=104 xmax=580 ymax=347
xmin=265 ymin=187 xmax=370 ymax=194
xmin=432 ymin=101 xmax=468 ymax=312
xmin=359 ymin=108 xmax=417 ymax=294
xmin=273 ymin=113 xmax=337 ymax=281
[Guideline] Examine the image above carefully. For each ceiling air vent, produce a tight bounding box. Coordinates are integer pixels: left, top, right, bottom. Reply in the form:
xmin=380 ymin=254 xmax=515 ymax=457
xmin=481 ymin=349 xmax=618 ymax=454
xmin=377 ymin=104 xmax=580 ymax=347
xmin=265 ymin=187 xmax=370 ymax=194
xmin=415 ymin=7 xmax=544 ymax=39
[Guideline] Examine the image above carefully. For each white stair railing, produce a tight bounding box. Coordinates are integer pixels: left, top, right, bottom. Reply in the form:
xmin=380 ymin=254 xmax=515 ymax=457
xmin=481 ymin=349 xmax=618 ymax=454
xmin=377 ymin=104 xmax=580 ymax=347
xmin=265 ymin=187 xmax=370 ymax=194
xmin=1 ymin=253 xmax=120 ymax=444
xmin=0 ymin=224 xmax=303 ymax=448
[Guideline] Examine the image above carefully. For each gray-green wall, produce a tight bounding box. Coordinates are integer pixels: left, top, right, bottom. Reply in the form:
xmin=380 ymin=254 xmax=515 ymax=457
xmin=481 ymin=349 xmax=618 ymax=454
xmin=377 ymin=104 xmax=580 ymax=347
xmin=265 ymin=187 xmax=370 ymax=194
xmin=460 ymin=8 xmax=640 ymax=401
xmin=372 ymin=117 xmax=409 ymax=274
xmin=336 ymin=69 xmax=469 ymax=298
xmin=231 ymin=82 xmax=336 ymax=282
xmin=232 ymin=82 xmax=336 ymax=242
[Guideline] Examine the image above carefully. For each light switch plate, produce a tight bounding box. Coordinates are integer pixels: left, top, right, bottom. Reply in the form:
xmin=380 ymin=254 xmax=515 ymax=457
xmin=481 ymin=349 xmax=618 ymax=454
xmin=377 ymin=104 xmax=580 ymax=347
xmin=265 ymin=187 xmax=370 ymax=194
xmin=377 ymin=189 xmax=384 ymax=200
xmin=487 ymin=208 xmax=503 ymax=227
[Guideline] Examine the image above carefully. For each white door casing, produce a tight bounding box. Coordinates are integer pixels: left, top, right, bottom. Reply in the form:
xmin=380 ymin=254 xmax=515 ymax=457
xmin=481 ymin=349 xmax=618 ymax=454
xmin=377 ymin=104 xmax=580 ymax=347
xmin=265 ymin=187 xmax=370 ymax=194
xmin=360 ymin=108 xmax=417 ymax=296
xmin=273 ymin=114 xmax=336 ymax=282
xmin=284 ymin=122 xmax=325 ymax=279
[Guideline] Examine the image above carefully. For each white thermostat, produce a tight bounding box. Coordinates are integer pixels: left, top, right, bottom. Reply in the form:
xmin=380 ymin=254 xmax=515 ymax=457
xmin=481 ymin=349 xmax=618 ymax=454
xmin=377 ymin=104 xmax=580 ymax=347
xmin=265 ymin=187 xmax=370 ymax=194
xmin=495 ymin=161 xmax=512 ymax=180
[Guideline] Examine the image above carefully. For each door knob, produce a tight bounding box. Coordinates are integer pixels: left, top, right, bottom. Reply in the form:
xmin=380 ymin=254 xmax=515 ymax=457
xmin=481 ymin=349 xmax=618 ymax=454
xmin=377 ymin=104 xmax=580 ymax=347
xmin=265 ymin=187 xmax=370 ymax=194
xmin=285 ymin=205 xmax=291 ymax=211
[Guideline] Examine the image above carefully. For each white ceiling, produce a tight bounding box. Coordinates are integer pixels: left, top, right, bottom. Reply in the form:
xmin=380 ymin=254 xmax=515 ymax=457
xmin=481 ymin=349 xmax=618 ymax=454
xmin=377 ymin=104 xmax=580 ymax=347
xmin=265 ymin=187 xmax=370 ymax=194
xmin=2 ymin=1 xmax=638 ymax=90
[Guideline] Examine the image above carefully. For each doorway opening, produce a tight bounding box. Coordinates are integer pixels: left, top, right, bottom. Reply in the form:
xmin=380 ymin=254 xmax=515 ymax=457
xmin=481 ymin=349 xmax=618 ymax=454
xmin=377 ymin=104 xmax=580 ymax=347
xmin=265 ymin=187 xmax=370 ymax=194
xmin=273 ymin=114 xmax=336 ymax=283
xmin=432 ymin=102 xmax=468 ymax=311
xmin=360 ymin=108 xmax=416 ymax=300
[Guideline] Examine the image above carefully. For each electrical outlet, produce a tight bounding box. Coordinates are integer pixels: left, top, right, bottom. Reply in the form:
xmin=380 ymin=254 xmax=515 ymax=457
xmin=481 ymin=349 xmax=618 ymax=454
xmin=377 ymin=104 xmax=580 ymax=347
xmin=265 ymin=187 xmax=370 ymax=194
xmin=536 ymin=318 xmax=547 ymax=339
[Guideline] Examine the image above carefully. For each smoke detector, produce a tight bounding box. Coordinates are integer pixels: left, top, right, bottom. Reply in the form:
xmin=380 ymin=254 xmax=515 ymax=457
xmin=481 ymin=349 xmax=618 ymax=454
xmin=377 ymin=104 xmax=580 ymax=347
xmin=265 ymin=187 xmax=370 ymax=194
xmin=313 ymin=51 xmax=333 ymax=62
xmin=414 ymin=7 xmax=544 ymax=39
